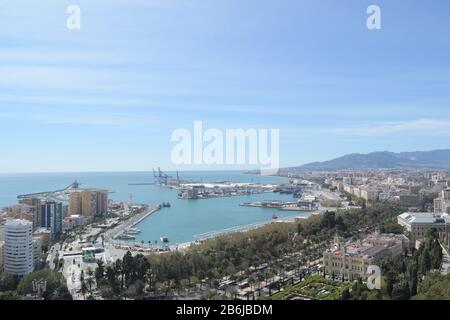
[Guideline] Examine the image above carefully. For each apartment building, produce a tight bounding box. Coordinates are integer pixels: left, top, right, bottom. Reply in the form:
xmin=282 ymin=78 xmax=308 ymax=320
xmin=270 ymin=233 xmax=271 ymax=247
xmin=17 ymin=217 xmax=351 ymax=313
xmin=4 ymin=219 xmax=34 ymax=276
xmin=32 ymin=236 xmax=43 ymax=268
xmin=69 ymin=189 xmax=108 ymax=222
xmin=40 ymin=201 xmax=63 ymax=239
xmin=4 ymin=204 xmax=36 ymax=229
xmin=18 ymin=198 xmax=42 ymax=230
xmin=360 ymin=188 xmax=380 ymax=202
xmin=434 ymin=189 xmax=450 ymax=214
xmin=0 ymin=241 xmax=4 ymax=272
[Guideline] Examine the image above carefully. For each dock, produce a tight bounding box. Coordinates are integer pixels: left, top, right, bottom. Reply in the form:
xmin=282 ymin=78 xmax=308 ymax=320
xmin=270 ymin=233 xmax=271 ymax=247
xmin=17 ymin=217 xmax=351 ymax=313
xmin=107 ymin=205 xmax=161 ymax=240
xmin=128 ymin=183 xmax=155 ymax=186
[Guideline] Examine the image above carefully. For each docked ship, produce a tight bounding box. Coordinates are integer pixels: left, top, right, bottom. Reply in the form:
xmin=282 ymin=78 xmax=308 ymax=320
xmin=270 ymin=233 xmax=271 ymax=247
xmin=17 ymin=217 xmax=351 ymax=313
xmin=124 ymin=227 xmax=141 ymax=235
xmin=117 ymin=234 xmax=135 ymax=240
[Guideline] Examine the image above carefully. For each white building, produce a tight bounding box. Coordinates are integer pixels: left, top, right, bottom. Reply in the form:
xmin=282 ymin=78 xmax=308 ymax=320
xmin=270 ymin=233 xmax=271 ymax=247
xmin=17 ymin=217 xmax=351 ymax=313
xmin=398 ymin=212 xmax=450 ymax=247
xmin=4 ymin=219 xmax=34 ymax=276
xmin=32 ymin=236 xmax=43 ymax=268
xmin=434 ymin=189 xmax=450 ymax=214
xmin=0 ymin=241 xmax=4 ymax=272
xmin=0 ymin=222 xmax=4 ymax=241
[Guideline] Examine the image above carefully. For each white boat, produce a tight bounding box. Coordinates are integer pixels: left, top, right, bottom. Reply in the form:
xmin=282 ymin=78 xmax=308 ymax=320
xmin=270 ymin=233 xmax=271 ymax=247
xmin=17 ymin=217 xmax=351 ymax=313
xmin=117 ymin=234 xmax=135 ymax=240
xmin=124 ymin=227 xmax=141 ymax=235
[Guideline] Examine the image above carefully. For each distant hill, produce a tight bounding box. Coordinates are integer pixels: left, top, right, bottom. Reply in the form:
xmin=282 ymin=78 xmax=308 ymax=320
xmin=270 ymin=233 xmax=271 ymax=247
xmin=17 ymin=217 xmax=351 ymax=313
xmin=291 ymin=149 xmax=450 ymax=171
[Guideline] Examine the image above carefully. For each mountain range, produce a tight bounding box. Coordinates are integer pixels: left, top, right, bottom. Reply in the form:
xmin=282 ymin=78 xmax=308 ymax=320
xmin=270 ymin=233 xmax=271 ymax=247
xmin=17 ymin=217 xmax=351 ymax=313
xmin=290 ymin=149 xmax=450 ymax=171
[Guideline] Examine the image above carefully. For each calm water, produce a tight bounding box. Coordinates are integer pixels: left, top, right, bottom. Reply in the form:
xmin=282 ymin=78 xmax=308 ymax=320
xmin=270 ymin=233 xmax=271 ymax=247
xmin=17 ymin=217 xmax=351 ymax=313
xmin=0 ymin=171 xmax=307 ymax=244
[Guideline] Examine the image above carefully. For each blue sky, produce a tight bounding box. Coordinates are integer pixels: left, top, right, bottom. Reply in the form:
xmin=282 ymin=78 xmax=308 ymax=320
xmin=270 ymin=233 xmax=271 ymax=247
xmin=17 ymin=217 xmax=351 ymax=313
xmin=1 ymin=0 xmax=450 ymax=172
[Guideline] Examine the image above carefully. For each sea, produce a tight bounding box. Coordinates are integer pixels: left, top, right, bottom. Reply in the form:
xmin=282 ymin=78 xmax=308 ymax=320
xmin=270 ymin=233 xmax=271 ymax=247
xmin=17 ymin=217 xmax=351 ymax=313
xmin=0 ymin=171 xmax=310 ymax=244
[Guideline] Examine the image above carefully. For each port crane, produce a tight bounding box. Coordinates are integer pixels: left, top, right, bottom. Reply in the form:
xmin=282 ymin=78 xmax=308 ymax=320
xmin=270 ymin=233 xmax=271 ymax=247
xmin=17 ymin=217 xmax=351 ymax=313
xmin=153 ymin=167 xmax=171 ymax=185
xmin=152 ymin=168 xmax=183 ymax=186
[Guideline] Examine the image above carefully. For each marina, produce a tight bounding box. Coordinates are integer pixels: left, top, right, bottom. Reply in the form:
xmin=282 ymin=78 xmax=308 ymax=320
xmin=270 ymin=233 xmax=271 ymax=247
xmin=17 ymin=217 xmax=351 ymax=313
xmin=106 ymin=205 xmax=161 ymax=241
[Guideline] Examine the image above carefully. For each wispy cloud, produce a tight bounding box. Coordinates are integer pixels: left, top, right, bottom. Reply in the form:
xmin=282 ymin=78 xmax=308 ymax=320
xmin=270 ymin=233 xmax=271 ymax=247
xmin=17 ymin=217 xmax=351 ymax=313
xmin=0 ymin=108 xmax=156 ymax=127
xmin=280 ymin=118 xmax=450 ymax=138
xmin=333 ymin=118 xmax=450 ymax=136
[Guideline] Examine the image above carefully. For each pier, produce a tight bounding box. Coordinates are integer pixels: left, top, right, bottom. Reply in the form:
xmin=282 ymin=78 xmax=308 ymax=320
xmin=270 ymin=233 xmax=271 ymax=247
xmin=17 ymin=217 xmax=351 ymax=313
xmin=106 ymin=205 xmax=161 ymax=240
xmin=128 ymin=182 xmax=155 ymax=186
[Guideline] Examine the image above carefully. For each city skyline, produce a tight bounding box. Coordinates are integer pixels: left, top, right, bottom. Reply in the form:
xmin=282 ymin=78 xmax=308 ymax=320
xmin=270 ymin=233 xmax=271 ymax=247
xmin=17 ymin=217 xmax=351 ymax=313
xmin=1 ymin=0 xmax=450 ymax=172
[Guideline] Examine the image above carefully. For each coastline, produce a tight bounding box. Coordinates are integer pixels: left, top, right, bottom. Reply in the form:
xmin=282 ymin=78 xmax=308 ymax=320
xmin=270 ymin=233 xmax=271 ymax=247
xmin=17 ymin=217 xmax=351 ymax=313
xmin=174 ymin=211 xmax=314 ymax=250
xmin=108 ymin=210 xmax=316 ymax=253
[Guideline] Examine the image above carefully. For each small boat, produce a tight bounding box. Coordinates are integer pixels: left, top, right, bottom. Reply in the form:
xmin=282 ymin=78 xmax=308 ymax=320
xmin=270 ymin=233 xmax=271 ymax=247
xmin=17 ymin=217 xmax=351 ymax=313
xmin=124 ymin=228 xmax=141 ymax=235
xmin=272 ymin=214 xmax=279 ymax=220
xmin=117 ymin=234 xmax=135 ymax=240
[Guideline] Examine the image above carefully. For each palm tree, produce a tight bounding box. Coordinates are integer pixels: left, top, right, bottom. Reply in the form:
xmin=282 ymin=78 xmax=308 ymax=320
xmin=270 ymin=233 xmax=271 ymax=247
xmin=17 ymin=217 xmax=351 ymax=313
xmin=80 ymin=281 xmax=88 ymax=300
xmin=86 ymin=268 xmax=95 ymax=294
xmin=223 ymin=285 xmax=232 ymax=300
xmin=53 ymin=253 xmax=59 ymax=270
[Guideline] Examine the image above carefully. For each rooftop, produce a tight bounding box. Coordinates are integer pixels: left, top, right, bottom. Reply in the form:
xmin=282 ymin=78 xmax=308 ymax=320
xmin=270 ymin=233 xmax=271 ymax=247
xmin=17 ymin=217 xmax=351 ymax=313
xmin=399 ymin=212 xmax=450 ymax=224
xmin=5 ymin=219 xmax=32 ymax=227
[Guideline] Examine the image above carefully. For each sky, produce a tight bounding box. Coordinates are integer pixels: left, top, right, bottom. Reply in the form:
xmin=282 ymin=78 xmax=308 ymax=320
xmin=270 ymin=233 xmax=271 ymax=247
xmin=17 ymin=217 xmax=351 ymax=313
xmin=1 ymin=0 xmax=450 ymax=172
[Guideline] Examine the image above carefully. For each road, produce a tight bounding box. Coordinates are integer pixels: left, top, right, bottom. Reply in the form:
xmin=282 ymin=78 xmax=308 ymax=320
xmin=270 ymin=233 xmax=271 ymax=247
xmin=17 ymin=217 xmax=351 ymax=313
xmin=313 ymin=189 xmax=342 ymax=201
xmin=441 ymin=244 xmax=450 ymax=275
xmin=62 ymin=249 xmax=107 ymax=300
xmin=64 ymin=255 xmax=83 ymax=299
xmin=46 ymin=243 xmax=61 ymax=270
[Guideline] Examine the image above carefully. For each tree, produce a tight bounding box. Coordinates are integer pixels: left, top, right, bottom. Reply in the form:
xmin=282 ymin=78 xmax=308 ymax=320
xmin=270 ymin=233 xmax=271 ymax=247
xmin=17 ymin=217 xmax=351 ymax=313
xmin=0 ymin=273 xmax=19 ymax=292
xmin=381 ymin=223 xmax=405 ymax=234
xmin=17 ymin=269 xmax=71 ymax=300
xmin=125 ymin=280 xmax=145 ymax=299
xmin=95 ymin=259 xmax=105 ymax=284
xmin=53 ymin=253 xmax=59 ymax=271
xmin=352 ymin=279 xmax=363 ymax=300
xmin=51 ymin=285 xmax=73 ymax=300
xmin=413 ymin=274 xmax=450 ymax=300
xmin=86 ymin=268 xmax=95 ymax=294
xmin=80 ymin=281 xmax=88 ymax=300
xmin=342 ymin=288 xmax=350 ymax=300
xmin=419 ymin=248 xmax=431 ymax=274
xmin=391 ymin=278 xmax=411 ymax=300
